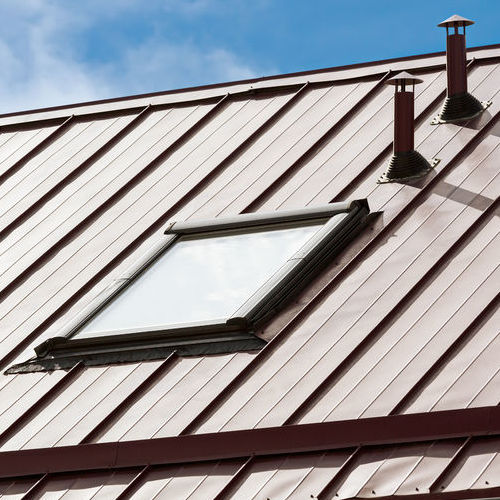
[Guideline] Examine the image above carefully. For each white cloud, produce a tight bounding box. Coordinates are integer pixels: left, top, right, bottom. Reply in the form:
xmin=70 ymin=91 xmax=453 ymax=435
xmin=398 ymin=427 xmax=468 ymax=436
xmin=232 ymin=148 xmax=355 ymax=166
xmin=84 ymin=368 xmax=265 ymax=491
xmin=0 ymin=0 xmax=274 ymax=114
xmin=0 ymin=1 xmax=114 ymax=112
xmin=121 ymin=39 xmax=262 ymax=94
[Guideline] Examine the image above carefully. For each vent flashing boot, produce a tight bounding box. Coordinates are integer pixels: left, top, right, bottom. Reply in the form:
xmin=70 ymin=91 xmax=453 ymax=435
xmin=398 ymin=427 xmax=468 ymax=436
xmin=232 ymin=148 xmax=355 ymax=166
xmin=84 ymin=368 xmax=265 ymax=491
xmin=434 ymin=15 xmax=490 ymax=123
xmin=379 ymin=72 xmax=437 ymax=184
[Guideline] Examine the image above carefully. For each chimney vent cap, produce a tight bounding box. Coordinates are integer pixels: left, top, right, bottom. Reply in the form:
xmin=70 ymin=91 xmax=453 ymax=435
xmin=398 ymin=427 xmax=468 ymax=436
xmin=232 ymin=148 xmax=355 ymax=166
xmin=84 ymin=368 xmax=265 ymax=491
xmin=438 ymin=14 xmax=474 ymax=28
xmin=386 ymin=72 xmax=423 ymax=86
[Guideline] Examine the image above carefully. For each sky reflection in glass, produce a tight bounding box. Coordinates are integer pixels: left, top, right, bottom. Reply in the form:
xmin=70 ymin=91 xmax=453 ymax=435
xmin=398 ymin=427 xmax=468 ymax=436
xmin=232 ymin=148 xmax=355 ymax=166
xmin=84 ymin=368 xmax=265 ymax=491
xmin=76 ymin=223 xmax=322 ymax=337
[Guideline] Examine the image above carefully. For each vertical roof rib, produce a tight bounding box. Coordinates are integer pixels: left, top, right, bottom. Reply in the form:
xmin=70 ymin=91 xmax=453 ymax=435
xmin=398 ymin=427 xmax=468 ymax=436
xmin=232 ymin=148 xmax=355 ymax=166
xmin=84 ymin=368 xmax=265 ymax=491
xmin=0 ymin=45 xmax=499 ymax=498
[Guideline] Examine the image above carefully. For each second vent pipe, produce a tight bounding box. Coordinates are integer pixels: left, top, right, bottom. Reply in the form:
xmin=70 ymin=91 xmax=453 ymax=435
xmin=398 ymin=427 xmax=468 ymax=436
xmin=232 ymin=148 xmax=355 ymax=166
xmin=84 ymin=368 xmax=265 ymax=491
xmin=436 ymin=14 xmax=486 ymax=122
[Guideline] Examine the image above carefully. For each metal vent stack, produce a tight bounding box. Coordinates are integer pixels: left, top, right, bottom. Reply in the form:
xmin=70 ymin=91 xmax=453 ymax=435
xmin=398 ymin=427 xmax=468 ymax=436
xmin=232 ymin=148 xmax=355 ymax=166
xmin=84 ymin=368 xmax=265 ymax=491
xmin=436 ymin=14 xmax=486 ymax=123
xmin=378 ymin=72 xmax=433 ymax=183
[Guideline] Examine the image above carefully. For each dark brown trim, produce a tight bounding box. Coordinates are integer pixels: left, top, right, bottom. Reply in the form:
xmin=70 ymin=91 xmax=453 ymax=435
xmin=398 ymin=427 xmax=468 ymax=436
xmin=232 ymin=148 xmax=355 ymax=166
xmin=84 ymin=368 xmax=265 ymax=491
xmin=0 ymin=107 xmax=143 ymax=134
xmin=357 ymin=486 xmax=500 ymax=500
xmin=0 ymin=406 xmax=499 ymax=479
xmin=0 ymin=87 xmax=292 ymax=133
xmin=0 ymin=52 xmax=495 ymax=134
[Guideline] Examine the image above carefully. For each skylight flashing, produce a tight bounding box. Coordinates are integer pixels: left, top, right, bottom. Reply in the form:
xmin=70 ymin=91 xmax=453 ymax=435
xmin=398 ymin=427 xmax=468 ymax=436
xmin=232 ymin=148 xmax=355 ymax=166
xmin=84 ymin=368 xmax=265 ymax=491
xmin=166 ymin=201 xmax=352 ymax=234
xmin=229 ymin=211 xmax=351 ymax=324
xmin=8 ymin=200 xmax=370 ymax=374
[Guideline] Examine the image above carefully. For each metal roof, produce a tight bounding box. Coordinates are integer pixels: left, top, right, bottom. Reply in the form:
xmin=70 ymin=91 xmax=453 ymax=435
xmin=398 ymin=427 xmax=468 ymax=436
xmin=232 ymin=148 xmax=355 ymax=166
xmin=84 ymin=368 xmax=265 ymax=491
xmin=0 ymin=43 xmax=499 ymax=499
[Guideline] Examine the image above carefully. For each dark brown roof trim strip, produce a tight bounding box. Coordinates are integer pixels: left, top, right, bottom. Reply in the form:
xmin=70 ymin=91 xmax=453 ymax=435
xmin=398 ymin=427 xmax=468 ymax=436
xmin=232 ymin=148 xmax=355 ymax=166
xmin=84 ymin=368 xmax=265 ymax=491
xmin=2 ymin=43 xmax=500 ymax=121
xmin=357 ymin=486 xmax=500 ymax=500
xmin=1 ymin=51 xmax=497 ymax=132
xmin=0 ymin=405 xmax=499 ymax=479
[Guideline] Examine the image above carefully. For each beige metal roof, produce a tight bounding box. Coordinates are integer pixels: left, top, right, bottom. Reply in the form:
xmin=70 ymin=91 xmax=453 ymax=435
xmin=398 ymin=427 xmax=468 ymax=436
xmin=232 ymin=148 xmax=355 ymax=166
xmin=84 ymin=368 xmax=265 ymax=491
xmin=0 ymin=44 xmax=499 ymax=499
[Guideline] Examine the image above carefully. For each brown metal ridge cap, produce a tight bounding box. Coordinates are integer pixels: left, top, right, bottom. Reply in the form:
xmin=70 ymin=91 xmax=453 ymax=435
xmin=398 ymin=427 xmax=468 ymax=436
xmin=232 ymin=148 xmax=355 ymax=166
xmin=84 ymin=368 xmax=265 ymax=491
xmin=1 ymin=43 xmax=499 ymax=124
xmin=0 ymin=67 xmax=435 ymax=130
xmin=1 ymin=406 xmax=499 ymax=479
xmin=357 ymin=486 xmax=500 ymax=500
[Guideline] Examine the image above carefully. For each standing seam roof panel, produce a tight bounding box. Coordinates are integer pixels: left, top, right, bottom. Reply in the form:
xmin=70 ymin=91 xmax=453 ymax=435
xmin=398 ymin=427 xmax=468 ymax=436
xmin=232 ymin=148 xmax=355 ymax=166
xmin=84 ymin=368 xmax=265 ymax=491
xmin=0 ymin=45 xmax=499 ymax=499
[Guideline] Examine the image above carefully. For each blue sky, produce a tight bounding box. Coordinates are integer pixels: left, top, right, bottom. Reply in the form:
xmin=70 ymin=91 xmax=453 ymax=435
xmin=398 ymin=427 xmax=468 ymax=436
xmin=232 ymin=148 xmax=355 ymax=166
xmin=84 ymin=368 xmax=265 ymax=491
xmin=0 ymin=0 xmax=498 ymax=113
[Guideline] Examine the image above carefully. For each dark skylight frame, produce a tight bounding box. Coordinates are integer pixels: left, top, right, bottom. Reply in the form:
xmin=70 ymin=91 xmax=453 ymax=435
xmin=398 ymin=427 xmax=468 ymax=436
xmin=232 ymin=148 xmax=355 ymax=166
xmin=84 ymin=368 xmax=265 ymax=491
xmin=9 ymin=200 xmax=369 ymax=373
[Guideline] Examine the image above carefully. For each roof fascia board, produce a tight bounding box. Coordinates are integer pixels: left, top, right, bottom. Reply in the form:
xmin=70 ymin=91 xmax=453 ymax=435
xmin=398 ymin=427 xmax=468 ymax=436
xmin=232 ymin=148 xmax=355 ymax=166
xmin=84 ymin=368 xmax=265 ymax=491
xmin=0 ymin=405 xmax=498 ymax=479
xmin=1 ymin=44 xmax=499 ymax=128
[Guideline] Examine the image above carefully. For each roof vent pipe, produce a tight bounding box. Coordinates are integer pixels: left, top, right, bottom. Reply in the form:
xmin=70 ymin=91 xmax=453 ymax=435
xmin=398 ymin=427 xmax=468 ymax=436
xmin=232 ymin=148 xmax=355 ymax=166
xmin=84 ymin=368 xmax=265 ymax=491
xmin=435 ymin=15 xmax=487 ymax=123
xmin=378 ymin=72 xmax=434 ymax=183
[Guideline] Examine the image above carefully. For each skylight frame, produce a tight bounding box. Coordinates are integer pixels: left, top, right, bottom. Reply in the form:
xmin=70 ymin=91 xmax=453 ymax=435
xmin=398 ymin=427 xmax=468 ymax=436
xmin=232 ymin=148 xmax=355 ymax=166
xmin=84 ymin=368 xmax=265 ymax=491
xmin=11 ymin=200 xmax=369 ymax=373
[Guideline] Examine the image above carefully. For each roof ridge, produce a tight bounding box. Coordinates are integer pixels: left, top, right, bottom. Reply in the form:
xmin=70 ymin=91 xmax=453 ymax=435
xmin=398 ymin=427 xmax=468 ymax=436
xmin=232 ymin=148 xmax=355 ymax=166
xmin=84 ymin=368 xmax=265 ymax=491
xmin=1 ymin=42 xmax=499 ymax=121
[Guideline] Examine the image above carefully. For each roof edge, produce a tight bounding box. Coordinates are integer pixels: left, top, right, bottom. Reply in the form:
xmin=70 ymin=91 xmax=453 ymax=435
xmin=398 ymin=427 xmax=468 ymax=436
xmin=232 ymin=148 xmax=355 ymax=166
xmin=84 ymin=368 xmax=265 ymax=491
xmin=1 ymin=43 xmax=499 ymax=121
xmin=0 ymin=405 xmax=498 ymax=479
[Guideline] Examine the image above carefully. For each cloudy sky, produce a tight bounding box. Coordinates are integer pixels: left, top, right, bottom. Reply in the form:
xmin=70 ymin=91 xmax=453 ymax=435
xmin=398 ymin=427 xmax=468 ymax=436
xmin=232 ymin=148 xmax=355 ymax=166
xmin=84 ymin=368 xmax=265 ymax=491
xmin=0 ymin=0 xmax=498 ymax=114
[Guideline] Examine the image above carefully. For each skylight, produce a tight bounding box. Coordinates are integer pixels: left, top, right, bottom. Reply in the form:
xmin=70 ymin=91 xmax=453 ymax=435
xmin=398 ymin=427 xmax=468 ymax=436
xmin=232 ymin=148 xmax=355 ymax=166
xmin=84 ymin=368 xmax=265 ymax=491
xmin=76 ymin=222 xmax=324 ymax=338
xmin=10 ymin=200 xmax=369 ymax=373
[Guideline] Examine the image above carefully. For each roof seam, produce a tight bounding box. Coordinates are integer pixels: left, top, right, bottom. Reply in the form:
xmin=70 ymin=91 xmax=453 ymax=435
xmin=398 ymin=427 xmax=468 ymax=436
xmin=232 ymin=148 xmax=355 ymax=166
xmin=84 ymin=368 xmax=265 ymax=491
xmin=0 ymin=106 xmax=152 ymax=243
xmin=79 ymin=352 xmax=178 ymax=444
xmin=20 ymin=473 xmax=48 ymax=500
xmin=429 ymin=435 xmax=474 ymax=493
xmin=180 ymin=106 xmax=500 ymax=435
xmin=0 ymin=115 xmax=75 ymax=187
xmin=241 ymin=71 xmax=393 ymax=213
xmin=391 ymin=286 xmax=500 ymax=415
xmin=212 ymin=456 xmax=253 ymax=500
xmin=0 ymin=85 xmax=308 ymax=371
xmin=115 ymin=465 xmax=150 ymax=500
xmin=285 ymin=190 xmax=500 ymax=424
xmin=0 ymin=361 xmax=84 ymax=447
xmin=317 ymin=446 xmax=361 ymax=499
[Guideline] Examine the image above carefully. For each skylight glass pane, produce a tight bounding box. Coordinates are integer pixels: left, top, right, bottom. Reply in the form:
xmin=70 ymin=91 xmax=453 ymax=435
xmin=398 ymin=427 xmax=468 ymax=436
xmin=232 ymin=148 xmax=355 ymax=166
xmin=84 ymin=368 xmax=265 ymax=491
xmin=75 ymin=223 xmax=323 ymax=338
